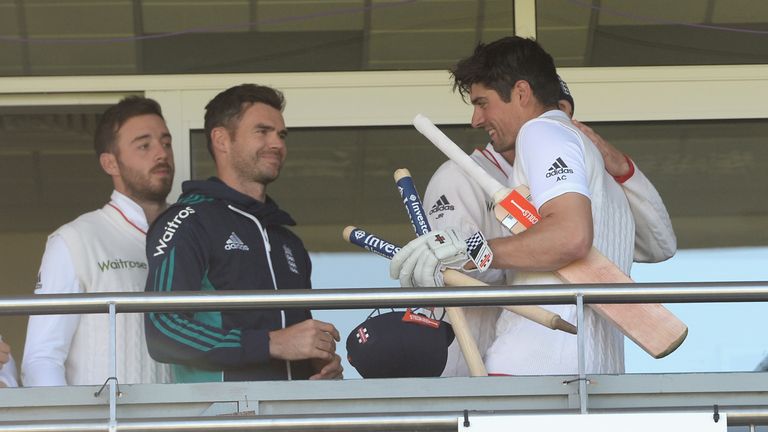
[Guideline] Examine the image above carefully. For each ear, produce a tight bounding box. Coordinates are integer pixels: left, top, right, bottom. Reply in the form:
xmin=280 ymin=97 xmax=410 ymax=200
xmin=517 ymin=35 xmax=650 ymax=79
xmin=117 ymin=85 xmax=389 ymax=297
xmin=514 ymin=80 xmax=534 ymax=105
xmin=99 ymin=152 xmax=119 ymax=176
xmin=211 ymin=127 xmax=231 ymax=158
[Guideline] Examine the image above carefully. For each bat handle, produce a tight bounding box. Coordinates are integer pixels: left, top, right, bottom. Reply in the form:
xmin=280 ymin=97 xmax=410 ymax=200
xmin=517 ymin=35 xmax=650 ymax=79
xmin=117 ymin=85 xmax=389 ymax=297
xmin=442 ymin=270 xmax=576 ymax=335
xmin=413 ymin=114 xmax=505 ymax=198
xmin=394 ymin=168 xmax=432 ymax=236
xmin=343 ymin=225 xmax=488 ymax=376
xmin=392 ymin=173 xmax=489 ymax=377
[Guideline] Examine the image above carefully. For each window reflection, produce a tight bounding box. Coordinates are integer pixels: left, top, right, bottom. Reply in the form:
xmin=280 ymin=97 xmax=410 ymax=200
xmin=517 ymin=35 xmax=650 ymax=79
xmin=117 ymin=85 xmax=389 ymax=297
xmin=537 ymin=0 xmax=768 ymax=66
xmin=1 ymin=0 xmax=514 ymax=76
xmin=191 ymin=119 xmax=768 ymax=251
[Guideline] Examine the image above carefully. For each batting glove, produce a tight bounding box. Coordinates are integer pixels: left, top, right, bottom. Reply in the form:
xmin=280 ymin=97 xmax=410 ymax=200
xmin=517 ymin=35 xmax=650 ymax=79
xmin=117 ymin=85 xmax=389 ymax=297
xmin=390 ymin=229 xmax=492 ymax=287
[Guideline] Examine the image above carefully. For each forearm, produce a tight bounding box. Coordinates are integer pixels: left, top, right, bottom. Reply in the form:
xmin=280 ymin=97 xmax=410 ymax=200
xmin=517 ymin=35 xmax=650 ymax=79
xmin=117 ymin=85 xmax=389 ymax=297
xmin=488 ymin=193 xmax=593 ymax=272
xmin=488 ymin=219 xmax=592 ymax=272
xmin=22 ymin=314 xmax=79 ymax=386
xmin=20 ymin=358 xmax=64 ymax=387
xmin=145 ymin=313 xmax=271 ymax=369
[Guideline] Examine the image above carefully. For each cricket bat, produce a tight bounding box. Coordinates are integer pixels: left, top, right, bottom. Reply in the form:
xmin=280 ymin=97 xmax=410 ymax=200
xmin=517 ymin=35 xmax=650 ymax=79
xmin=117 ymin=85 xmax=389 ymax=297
xmin=342 ymin=225 xmax=488 ymax=376
xmin=393 ymin=168 xmax=576 ymax=335
xmin=412 ymin=114 xmax=687 ymax=359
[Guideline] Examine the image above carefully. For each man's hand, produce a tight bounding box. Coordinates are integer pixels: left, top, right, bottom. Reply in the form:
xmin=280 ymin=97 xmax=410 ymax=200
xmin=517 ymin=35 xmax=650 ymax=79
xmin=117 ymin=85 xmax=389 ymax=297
xmin=572 ymin=119 xmax=631 ymax=178
xmin=390 ymin=229 xmax=470 ymax=287
xmin=269 ymin=319 xmax=340 ymax=362
xmin=310 ymin=354 xmax=343 ymax=380
xmin=0 ymin=337 xmax=10 ymax=387
xmin=0 ymin=338 xmax=10 ymax=367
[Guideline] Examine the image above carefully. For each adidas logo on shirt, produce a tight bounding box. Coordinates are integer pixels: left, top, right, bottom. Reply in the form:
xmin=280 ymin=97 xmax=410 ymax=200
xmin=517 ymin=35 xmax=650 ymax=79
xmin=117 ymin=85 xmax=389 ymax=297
xmin=429 ymin=195 xmax=455 ymax=215
xmin=224 ymin=232 xmax=250 ymax=251
xmin=545 ymin=157 xmax=574 ymax=179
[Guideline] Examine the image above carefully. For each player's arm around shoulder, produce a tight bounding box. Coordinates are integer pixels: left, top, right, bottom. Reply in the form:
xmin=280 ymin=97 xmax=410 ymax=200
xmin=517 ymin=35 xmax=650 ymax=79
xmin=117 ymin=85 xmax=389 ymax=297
xmin=572 ymin=119 xmax=676 ymax=262
xmin=620 ymin=165 xmax=677 ymax=262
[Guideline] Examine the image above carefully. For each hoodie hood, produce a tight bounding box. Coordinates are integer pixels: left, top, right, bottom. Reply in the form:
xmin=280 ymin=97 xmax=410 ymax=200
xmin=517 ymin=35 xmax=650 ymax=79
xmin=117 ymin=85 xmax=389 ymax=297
xmin=180 ymin=177 xmax=296 ymax=226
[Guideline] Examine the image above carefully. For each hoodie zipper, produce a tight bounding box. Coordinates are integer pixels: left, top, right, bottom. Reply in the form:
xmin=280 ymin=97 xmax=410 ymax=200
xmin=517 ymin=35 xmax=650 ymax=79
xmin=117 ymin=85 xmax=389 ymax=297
xmin=227 ymin=205 xmax=292 ymax=380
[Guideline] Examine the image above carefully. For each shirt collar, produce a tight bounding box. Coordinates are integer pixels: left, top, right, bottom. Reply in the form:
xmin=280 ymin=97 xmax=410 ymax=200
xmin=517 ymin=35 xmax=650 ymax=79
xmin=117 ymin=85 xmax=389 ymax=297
xmin=109 ymin=190 xmax=148 ymax=232
xmin=482 ymin=143 xmax=515 ymax=174
xmin=541 ymin=109 xmax=570 ymax=120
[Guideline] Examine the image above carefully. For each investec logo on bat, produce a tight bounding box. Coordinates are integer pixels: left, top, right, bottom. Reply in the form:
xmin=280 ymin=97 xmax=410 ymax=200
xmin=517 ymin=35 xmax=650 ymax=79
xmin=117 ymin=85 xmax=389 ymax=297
xmin=353 ymin=229 xmax=400 ymax=258
xmin=407 ymin=194 xmax=429 ymax=235
xmin=153 ymin=206 xmax=196 ymax=256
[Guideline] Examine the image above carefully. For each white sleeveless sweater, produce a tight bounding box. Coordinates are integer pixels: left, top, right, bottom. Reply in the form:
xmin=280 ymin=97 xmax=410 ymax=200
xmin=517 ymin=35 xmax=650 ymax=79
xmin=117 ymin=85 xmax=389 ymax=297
xmin=486 ymin=111 xmax=635 ymax=375
xmin=54 ymin=204 xmax=170 ymax=385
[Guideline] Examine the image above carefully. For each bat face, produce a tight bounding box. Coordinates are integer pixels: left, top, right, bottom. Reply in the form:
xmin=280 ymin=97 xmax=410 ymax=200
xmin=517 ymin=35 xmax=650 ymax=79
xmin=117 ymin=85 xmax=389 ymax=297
xmin=412 ymin=114 xmax=686 ymax=358
xmin=489 ymin=187 xmax=688 ymax=358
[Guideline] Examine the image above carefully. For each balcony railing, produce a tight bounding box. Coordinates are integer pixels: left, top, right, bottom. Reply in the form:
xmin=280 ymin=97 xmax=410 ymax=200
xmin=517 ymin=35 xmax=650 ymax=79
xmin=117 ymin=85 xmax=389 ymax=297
xmin=1 ymin=281 xmax=767 ymax=431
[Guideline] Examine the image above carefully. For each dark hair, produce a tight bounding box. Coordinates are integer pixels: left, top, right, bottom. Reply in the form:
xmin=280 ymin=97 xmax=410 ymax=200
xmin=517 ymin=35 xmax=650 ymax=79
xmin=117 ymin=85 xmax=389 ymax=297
xmin=94 ymin=96 xmax=164 ymax=155
xmin=451 ymin=36 xmax=560 ymax=108
xmin=204 ymin=84 xmax=286 ymax=158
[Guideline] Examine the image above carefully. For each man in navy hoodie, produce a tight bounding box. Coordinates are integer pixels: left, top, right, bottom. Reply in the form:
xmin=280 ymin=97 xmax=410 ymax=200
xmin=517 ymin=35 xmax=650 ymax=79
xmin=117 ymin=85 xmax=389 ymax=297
xmin=145 ymin=84 xmax=342 ymax=382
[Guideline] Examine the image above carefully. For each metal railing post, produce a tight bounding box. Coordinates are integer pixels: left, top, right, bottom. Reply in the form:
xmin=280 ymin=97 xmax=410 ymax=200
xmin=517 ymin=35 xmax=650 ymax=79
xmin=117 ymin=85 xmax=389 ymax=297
xmin=576 ymin=293 xmax=588 ymax=414
xmin=108 ymin=302 xmax=117 ymax=432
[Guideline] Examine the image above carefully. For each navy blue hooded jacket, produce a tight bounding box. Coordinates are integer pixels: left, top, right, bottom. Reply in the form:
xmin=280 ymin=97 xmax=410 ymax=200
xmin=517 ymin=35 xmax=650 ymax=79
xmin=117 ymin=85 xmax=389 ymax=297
xmin=144 ymin=177 xmax=314 ymax=382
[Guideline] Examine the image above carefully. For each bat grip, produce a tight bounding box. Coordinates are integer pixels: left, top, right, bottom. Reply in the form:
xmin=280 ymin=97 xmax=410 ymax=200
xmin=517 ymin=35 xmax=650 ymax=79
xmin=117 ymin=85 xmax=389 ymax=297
xmin=394 ymin=168 xmax=432 ymax=236
xmin=343 ymin=226 xmax=400 ymax=259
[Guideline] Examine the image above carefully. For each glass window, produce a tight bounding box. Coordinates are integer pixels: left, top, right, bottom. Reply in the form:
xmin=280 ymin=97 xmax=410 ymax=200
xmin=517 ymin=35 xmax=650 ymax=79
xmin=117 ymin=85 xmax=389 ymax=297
xmin=190 ymin=124 xmax=489 ymax=251
xmin=1 ymin=0 xmax=514 ymax=76
xmin=0 ymin=105 xmax=111 ymax=357
xmin=587 ymin=119 xmax=768 ymax=249
xmin=537 ymin=0 xmax=768 ymax=66
xmin=191 ymin=118 xmax=768 ymax=252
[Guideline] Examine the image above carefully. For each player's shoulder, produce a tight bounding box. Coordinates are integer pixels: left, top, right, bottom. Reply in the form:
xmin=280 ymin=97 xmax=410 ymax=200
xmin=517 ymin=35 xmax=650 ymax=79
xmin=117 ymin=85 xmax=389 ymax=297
xmin=425 ymin=158 xmax=489 ymax=207
xmin=52 ymin=207 xmax=107 ymax=236
xmin=430 ymin=159 xmax=473 ymax=183
xmin=521 ymin=115 xmax=580 ymax=141
xmin=71 ymin=206 xmax=107 ymax=224
xmin=148 ymin=196 xmax=217 ymax=239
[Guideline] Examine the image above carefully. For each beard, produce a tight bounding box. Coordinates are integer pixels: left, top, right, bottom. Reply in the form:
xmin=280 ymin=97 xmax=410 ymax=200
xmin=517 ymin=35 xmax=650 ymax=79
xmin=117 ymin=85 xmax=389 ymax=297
xmin=232 ymin=148 xmax=284 ymax=186
xmin=118 ymin=160 xmax=174 ymax=204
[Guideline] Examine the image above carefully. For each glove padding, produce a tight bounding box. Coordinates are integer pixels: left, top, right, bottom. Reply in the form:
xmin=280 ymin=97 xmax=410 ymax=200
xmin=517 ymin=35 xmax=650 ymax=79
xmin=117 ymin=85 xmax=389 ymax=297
xmin=390 ymin=229 xmax=469 ymax=287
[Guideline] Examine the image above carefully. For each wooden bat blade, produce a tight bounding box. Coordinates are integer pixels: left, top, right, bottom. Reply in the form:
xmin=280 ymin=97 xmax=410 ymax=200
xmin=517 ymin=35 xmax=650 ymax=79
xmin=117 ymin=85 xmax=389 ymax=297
xmin=594 ymin=303 xmax=688 ymax=359
xmin=493 ymin=182 xmax=688 ymax=358
xmin=413 ymin=114 xmax=688 ymax=358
